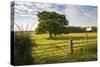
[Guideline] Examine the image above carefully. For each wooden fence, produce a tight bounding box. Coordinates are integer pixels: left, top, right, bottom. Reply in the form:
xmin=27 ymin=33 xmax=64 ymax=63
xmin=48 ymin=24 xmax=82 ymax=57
xmin=31 ymin=38 xmax=97 ymax=63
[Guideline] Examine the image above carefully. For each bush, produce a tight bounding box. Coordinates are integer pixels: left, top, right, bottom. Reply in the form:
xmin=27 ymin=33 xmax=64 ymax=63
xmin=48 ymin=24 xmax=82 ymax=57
xmin=14 ymin=32 xmax=36 ymax=65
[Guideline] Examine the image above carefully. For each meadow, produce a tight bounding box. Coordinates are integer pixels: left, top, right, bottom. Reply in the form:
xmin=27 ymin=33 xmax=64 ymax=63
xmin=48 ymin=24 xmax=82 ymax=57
xmin=14 ymin=32 xmax=97 ymax=65
xmin=30 ymin=32 xmax=97 ymax=64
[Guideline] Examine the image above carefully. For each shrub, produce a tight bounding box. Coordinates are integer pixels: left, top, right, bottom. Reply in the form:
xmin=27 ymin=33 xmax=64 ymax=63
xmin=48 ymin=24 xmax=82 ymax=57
xmin=14 ymin=32 xmax=36 ymax=65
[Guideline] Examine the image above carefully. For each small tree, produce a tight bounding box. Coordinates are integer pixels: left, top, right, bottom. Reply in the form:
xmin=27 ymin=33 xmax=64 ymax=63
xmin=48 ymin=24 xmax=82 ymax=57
xmin=35 ymin=11 xmax=69 ymax=38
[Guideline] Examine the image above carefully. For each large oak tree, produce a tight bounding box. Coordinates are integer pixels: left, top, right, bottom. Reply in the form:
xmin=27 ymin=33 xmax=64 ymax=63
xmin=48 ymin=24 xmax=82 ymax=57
xmin=35 ymin=11 xmax=69 ymax=38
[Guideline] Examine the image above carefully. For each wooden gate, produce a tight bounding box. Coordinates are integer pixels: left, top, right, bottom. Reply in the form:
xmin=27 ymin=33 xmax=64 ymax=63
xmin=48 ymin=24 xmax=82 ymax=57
xmin=31 ymin=39 xmax=97 ymax=64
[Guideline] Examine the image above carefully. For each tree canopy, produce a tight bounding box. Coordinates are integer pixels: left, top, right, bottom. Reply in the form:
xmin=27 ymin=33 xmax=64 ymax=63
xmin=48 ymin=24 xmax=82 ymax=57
xmin=35 ymin=11 xmax=69 ymax=38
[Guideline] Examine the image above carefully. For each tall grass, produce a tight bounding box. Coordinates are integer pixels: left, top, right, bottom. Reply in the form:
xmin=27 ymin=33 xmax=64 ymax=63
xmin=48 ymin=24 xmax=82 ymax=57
xmin=14 ymin=24 xmax=36 ymax=65
xmin=65 ymin=43 xmax=97 ymax=62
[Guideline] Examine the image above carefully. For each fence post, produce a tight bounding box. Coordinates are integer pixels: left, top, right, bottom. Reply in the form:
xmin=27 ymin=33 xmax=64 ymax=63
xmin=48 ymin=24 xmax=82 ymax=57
xmin=85 ymin=31 xmax=88 ymax=45
xmin=69 ymin=39 xmax=73 ymax=54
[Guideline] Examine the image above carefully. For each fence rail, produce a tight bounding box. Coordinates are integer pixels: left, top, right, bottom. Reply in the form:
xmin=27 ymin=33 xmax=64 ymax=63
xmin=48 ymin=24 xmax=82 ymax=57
xmin=37 ymin=42 xmax=69 ymax=46
xmin=32 ymin=39 xmax=97 ymax=63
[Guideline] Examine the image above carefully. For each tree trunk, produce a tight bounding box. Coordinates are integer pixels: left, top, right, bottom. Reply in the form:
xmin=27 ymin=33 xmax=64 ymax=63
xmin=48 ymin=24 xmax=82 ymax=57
xmin=53 ymin=33 xmax=56 ymax=38
xmin=49 ymin=32 xmax=53 ymax=38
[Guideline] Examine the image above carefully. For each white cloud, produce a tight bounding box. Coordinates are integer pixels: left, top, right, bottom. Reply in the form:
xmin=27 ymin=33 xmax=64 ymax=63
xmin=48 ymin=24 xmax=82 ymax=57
xmin=14 ymin=1 xmax=65 ymax=16
xmin=13 ymin=1 xmax=97 ymax=31
xmin=65 ymin=5 xmax=97 ymax=27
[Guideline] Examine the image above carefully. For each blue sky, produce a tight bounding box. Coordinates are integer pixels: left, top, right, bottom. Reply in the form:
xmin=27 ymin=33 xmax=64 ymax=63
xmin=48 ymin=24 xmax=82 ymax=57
xmin=13 ymin=1 xmax=97 ymax=31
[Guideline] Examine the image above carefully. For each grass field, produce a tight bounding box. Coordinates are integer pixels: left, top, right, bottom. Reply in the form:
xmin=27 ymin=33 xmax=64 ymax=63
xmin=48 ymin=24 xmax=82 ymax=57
xmin=30 ymin=32 xmax=97 ymax=64
xmin=14 ymin=32 xmax=97 ymax=65
xmin=32 ymin=32 xmax=97 ymax=44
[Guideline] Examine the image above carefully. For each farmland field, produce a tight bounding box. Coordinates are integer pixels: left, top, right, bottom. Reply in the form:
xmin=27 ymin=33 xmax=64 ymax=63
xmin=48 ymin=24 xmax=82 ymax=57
xmin=32 ymin=32 xmax=97 ymax=44
xmin=30 ymin=32 xmax=97 ymax=64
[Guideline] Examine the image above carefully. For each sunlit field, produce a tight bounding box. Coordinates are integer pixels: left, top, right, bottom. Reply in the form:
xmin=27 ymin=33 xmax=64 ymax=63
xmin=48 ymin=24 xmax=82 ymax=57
xmin=30 ymin=32 xmax=97 ymax=64
xmin=32 ymin=32 xmax=97 ymax=44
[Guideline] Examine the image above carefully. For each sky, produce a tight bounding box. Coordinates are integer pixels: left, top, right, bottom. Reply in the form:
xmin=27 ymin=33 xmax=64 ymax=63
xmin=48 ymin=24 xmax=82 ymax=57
xmin=12 ymin=1 xmax=97 ymax=31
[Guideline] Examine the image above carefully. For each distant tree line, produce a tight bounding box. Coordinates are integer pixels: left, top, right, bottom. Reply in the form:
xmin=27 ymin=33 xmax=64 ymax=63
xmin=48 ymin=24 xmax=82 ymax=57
xmin=35 ymin=26 xmax=97 ymax=34
xmin=64 ymin=26 xmax=97 ymax=33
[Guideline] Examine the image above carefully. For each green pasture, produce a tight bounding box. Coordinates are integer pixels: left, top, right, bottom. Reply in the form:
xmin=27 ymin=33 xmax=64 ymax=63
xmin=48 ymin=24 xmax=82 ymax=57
xmin=32 ymin=32 xmax=97 ymax=44
xmin=30 ymin=32 xmax=97 ymax=64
